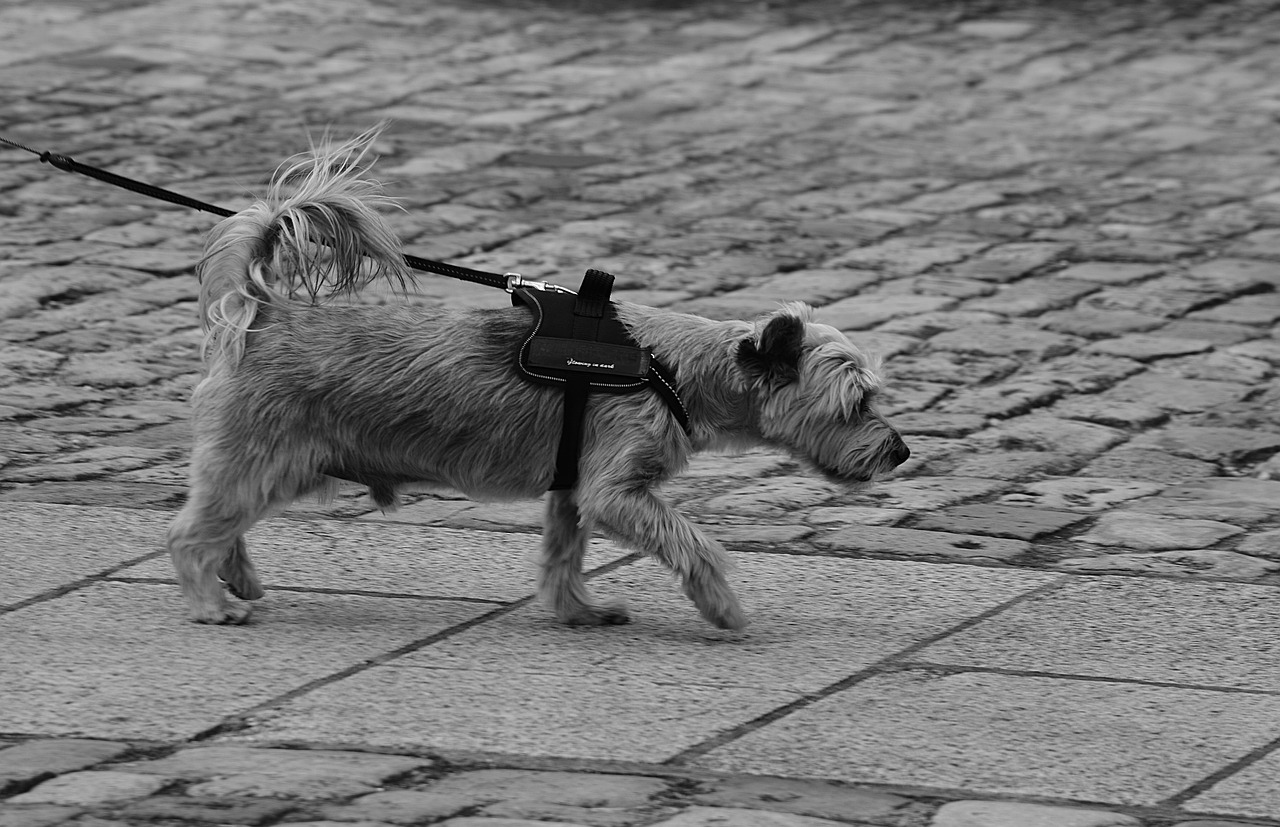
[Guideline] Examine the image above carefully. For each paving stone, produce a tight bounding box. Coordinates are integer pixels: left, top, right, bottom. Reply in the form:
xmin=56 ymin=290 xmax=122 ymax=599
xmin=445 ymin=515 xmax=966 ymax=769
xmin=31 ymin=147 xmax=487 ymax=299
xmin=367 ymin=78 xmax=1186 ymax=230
xmin=121 ymin=746 xmax=429 ymax=799
xmin=439 ymin=818 xmax=588 ymax=827
xmin=1156 ymin=319 xmax=1260 ymax=347
xmin=1058 ymin=549 xmax=1279 ymax=579
xmin=8 ymin=771 xmax=170 ymax=805
xmin=913 ymin=504 xmax=1089 ymax=540
xmin=1049 ymin=397 xmax=1167 ymax=429
xmin=869 ymin=477 xmax=1011 ymax=510
xmin=118 ymin=795 xmax=296 ymax=825
xmin=963 ymin=279 xmax=1098 ymax=316
xmin=1082 ymin=333 xmax=1214 ymax=360
xmin=321 ymin=789 xmax=472 ymax=824
xmin=702 ymin=478 xmax=838 ymax=516
xmin=930 ymin=800 xmax=1139 ymax=827
xmin=0 ymin=805 xmax=83 ymax=827
xmin=1187 ymin=256 xmax=1280 ymax=288
xmin=1082 ymin=446 xmax=1219 ymax=482
xmin=814 ymin=293 xmax=957 ymax=331
xmin=1053 ymin=262 xmax=1164 ymax=284
xmin=949 ymin=241 xmax=1070 ymax=282
xmin=691 ymin=775 xmax=908 ymax=821
xmin=0 ymin=740 xmax=131 ymax=795
xmin=970 ymin=415 xmax=1125 ymax=456
xmin=694 ymin=670 xmax=1280 ymax=805
xmin=818 ymin=525 xmax=1029 ymax=561
xmin=1128 ymin=426 xmax=1280 ymax=464
xmin=1077 ymin=512 xmax=1243 ymax=551
xmin=419 ymin=769 xmax=668 ymax=809
xmin=946 ymin=450 xmax=1080 ymax=481
xmin=1099 ymin=373 xmax=1250 ymax=412
xmin=934 ymin=379 xmax=1063 ymax=418
xmin=825 ymin=238 xmax=990 ymax=276
xmin=923 ymin=576 xmax=1280 ymax=691
xmin=651 ymin=807 xmax=848 ymax=827
xmin=892 ymin=412 xmax=988 ymax=437
xmin=1238 ymin=529 xmax=1280 ymax=559
xmin=926 ymin=324 xmax=1080 ymax=360
xmin=1133 ymin=478 xmax=1280 ymax=523
xmin=804 ymin=506 xmax=909 ymax=527
xmin=1036 ymin=307 xmax=1166 ymax=337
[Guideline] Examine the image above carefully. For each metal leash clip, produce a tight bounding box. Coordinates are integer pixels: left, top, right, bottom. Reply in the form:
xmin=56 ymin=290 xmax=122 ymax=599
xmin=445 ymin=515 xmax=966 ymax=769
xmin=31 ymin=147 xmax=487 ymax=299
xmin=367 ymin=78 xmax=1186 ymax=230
xmin=505 ymin=273 xmax=577 ymax=295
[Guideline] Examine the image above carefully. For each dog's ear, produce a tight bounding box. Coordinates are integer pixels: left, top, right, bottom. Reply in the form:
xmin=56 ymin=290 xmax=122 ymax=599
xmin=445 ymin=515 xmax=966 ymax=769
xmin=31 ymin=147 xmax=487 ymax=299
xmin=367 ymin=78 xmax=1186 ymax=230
xmin=737 ymin=312 xmax=805 ymax=385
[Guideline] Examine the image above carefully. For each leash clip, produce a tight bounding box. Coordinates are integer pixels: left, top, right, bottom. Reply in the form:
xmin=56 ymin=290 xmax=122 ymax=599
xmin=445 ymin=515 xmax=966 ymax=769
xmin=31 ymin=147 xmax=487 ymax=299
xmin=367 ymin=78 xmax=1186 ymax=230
xmin=505 ymin=273 xmax=576 ymax=295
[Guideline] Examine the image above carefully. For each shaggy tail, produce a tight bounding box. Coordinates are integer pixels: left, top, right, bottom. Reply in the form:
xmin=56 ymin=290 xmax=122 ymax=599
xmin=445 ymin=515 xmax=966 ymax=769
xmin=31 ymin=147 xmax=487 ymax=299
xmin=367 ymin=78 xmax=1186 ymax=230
xmin=197 ymin=125 xmax=409 ymax=366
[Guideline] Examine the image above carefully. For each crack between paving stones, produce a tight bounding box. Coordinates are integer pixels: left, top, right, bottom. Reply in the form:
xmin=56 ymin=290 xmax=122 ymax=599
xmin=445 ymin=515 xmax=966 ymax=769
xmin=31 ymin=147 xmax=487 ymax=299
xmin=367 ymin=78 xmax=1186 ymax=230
xmin=662 ymin=576 xmax=1070 ymax=765
xmin=1164 ymin=730 xmax=1280 ymax=808
xmin=0 ymin=549 xmax=167 ymax=615
xmin=104 ymin=576 xmax=513 ymax=605
xmin=893 ymin=662 xmax=1280 ymax=697
xmin=189 ymin=551 xmax=646 ymax=742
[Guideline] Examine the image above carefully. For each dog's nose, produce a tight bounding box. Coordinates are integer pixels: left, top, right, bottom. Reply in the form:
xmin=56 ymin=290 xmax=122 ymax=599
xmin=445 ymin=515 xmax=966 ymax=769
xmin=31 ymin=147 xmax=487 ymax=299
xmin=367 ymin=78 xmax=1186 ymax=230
xmin=890 ymin=434 xmax=910 ymax=467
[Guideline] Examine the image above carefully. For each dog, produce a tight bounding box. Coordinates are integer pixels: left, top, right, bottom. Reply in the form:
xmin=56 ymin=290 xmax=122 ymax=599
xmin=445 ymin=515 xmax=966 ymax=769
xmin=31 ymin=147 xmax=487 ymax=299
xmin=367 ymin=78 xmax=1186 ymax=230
xmin=166 ymin=130 xmax=910 ymax=631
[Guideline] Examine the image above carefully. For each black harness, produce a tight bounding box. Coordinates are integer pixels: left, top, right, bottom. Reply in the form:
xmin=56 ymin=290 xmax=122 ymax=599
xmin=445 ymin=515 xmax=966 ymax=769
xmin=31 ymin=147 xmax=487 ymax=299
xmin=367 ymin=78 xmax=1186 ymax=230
xmin=512 ymin=269 xmax=690 ymax=490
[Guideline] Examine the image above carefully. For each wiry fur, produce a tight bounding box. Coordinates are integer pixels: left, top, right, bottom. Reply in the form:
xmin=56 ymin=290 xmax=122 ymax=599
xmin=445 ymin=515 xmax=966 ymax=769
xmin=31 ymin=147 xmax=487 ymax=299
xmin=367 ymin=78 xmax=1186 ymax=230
xmin=168 ymin=133 xmax=909 ymax=630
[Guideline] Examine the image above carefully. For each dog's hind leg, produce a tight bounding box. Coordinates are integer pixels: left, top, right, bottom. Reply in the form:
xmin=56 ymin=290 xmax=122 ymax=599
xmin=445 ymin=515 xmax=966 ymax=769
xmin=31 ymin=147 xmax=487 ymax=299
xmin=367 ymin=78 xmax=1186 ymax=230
xmin=218 ymin=536 xmax=264 ymax=601
xmin=579 ymin=487 xmax=746 ymax=631
xmin=538 ymin=489 xmax=630 ymax=625
xmin=167 ymin=484 xmax=262 ymax=625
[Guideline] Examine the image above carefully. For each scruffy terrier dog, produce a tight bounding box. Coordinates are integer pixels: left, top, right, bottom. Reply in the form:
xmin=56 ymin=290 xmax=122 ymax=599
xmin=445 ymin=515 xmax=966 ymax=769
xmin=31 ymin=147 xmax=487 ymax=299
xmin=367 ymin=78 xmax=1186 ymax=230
xmin=167 ymin=132 xmax=910 ymax=631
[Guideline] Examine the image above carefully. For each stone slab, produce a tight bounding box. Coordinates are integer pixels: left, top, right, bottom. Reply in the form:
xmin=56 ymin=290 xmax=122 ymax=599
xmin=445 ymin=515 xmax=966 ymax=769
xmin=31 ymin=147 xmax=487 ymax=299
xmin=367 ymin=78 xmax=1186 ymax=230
xmin=118 ymin=746 xmax=428 ymax=799
xmin=0 ymin=582 xmax=491 ymax=740
xmin=0 ymin=503 xmax=164 ymax=608
xmin=1076 ymin=512 xmax=1243 ymax=550
xmin=119 ymin=516 xmax=627 ymax=602
xmin=930 ymin=800 xmax=1139 ymax=827
xmin=692 ymin=670 xmax=1280 ymax=807
xmin=8 ymin=770 xmax=170 ymax=805
xmin=818 ymin=525 xmax=1029 ymax=561
xmin=1185 ymin=749 xmax=1280 ymax=819
xmin=653 ymin=807 xmax=847 ymax=826
xmin=0 ymin=739 xmax=131 ymax=794
xmin=914 ymin=577 xmax=1280 ymax=690
xmin=215 ymin=557 xmax=1052 ymax=760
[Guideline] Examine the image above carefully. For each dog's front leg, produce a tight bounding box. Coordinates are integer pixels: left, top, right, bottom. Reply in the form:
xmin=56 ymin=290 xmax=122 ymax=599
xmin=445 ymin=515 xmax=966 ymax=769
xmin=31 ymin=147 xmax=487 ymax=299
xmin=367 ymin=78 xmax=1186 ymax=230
xmin=538 ymin=490 xmax=630 ymax=626
xmin=579 ymin=486 xmax=746 ymax=631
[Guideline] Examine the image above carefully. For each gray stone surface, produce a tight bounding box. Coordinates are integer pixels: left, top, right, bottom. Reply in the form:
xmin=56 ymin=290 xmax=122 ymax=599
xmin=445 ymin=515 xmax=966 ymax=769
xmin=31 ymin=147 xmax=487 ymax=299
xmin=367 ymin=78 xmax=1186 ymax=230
xmin=692 ymin=670 xmax=1280 ymax=806
xmin=0 ymin=503 xmax=165 ymax=607
xmin=214 ymin=557 xmax=1051 ymax=759
xmin=1187 ymin=750 xmax=1280 ymax=819
xmin=6 ymin=0 xmax=1280 ymax=822
xmin=915 ymin=578 xmax=1280 ymax=689
xmin=119 ymin=746 xmax=430 ymax=800
xmin=8 ymin=771 xmax=170 ymax=805
xmin=930 ymin=800 xmax=1140 ymax=827
xmin=0 ymin=583 xmax=491 ymax=739
xmin=117 ymin=514 xmax=627 ymax=601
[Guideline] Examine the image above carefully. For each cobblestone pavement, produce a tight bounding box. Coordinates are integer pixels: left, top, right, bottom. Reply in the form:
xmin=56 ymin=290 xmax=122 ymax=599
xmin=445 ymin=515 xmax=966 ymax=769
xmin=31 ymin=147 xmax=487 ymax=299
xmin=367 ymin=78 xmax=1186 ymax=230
xmin=6 ymin=0 xmax=1280 ymax=825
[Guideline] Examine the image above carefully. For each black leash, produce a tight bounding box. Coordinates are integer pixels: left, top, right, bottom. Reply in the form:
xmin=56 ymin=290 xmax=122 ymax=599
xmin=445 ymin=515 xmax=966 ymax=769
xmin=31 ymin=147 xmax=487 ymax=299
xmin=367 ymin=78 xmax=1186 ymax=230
xmin=0 ymin=136 xmax=511 ymax=291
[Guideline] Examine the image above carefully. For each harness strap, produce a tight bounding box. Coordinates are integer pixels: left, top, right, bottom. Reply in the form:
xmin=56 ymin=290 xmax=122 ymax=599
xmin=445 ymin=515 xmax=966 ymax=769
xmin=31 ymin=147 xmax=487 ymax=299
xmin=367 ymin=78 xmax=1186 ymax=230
xmin=513 ymin=270 xmax=690 ymax=491
xmin=552 ymin=270 xmax=616 ymax=490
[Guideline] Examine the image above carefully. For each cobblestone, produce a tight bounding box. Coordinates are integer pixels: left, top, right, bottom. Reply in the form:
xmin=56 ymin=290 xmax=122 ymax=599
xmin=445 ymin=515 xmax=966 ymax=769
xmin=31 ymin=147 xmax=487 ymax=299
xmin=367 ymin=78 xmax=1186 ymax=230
xmin=6 ymin=0 xmax=1280 ymax=824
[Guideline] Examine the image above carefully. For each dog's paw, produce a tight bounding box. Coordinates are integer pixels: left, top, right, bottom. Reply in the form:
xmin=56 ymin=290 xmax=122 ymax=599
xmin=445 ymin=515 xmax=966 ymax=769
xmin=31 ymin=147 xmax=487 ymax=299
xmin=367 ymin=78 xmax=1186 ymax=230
xmin=562 ymin=599 xmax=631 ymax=626
xmin=189 ymin=603 xmax=253 ymax=625
xmin=221 ymin=576 xmax=265 ymax=601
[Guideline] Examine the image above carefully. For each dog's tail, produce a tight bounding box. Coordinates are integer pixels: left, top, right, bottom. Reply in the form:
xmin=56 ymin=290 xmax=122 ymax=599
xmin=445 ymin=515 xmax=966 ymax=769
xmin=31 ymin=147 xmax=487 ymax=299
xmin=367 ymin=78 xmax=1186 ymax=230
xmin=197 ymin=125 xmax=409 ymax=366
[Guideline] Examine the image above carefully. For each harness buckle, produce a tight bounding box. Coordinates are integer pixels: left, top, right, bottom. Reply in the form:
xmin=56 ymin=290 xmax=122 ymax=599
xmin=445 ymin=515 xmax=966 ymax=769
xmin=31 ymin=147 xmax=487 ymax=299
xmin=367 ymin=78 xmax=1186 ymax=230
xmin=505 ymin=272 xmax=577 ymax=295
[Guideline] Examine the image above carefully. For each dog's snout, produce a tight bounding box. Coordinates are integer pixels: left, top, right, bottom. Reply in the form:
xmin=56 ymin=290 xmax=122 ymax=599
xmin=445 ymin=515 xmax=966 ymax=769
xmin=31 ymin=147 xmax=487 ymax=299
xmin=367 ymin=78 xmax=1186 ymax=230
xmin=890 ymin=433 xmax=910 ymax=467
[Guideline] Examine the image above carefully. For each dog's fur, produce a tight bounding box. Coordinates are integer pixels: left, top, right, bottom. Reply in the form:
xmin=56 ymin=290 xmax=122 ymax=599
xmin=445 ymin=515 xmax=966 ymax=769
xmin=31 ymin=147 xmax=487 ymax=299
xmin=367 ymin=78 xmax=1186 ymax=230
xmin=167 ymin=131 xmax=910 ymax=631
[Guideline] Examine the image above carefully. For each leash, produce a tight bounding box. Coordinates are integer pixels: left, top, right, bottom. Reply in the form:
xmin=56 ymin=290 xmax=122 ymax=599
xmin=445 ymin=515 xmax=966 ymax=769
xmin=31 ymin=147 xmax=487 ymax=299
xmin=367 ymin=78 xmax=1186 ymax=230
xmin=0 ymin=135 xmax=553 ymax=293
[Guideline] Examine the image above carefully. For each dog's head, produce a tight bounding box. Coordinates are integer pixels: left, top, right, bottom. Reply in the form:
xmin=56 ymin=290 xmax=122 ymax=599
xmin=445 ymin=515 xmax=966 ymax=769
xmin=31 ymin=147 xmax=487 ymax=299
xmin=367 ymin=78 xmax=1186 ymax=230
xmin=737 ymin=303 xmax=909 ymax=482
